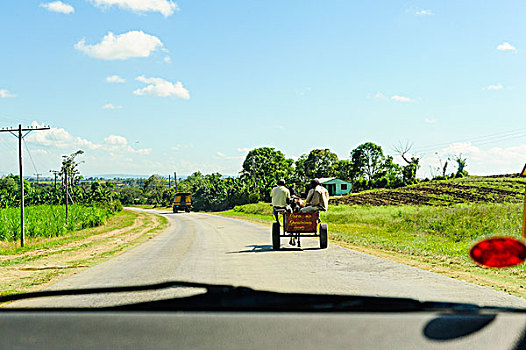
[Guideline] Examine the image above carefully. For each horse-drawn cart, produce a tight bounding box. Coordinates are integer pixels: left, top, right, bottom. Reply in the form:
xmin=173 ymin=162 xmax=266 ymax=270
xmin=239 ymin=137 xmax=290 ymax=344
xmin=271 ymin=211 xmax=328 ymax=250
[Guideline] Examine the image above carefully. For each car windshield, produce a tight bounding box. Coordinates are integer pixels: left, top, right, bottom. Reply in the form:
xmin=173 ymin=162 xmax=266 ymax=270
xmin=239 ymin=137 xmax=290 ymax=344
xmin=2 ymin=0 xmax=526 ymax=310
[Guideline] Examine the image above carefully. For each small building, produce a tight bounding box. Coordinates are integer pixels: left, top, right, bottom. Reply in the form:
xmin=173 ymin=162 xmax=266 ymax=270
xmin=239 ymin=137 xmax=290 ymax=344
xmin=319 ymin=177 xmax=352 ymax=196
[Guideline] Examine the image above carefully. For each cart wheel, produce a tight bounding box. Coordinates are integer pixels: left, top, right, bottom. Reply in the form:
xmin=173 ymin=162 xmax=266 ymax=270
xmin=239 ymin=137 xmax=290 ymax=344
xmin=173 ymin=207 xmax=177 ymax=213
xmin=185 ymin=207 xmax=191 ymax=213
xmin=272 ymin=222 xmax=280 ymax=250
xmin=319 ymin=223 xmax=328 ymax=249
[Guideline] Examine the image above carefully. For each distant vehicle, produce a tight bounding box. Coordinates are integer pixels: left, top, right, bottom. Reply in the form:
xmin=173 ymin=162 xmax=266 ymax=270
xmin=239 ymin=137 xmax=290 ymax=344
xmin=173 ymin=192 xmax=192 ymax=213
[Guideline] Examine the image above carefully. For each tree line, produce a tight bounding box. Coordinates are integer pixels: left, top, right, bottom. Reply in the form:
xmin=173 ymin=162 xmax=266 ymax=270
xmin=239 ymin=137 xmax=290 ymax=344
xmin=117 ymin=142 xmax=431 ymax=211
xmin=1 ymin=142 xmax=469 ymax=212
xmin=0 ymin=150 xmax=121 ymax=211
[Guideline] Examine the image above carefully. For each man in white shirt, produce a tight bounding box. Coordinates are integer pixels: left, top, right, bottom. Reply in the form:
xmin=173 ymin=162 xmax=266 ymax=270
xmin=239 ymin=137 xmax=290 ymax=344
xmin=300 ymin=179 xmax=329 ymax=213
xmin=271 ymin=179 xmax=290 ymax=223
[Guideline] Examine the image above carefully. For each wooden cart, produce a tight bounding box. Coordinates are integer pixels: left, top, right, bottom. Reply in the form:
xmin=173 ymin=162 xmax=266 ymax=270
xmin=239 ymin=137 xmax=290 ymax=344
xmin=271 ymin=211 xmax=328 ymax=250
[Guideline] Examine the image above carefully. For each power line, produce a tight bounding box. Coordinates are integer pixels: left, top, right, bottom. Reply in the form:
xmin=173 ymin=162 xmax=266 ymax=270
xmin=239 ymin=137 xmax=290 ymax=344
xmin=415 ymin=128 xmax=526 ymax=152
xmin=23 ymin=138 xmax=39 ymax=175
xmin=414 ymin=128 xmax=526 ymax=155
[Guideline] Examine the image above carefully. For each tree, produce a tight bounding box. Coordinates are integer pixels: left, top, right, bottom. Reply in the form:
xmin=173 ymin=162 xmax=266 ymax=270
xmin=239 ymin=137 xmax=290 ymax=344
xmin=241 ymin=147 xmax=293 ymax=200
xmin=118 ymin=187 xmax=145 ymax=205
xmin=335 ymin=160 xmax=355 ymax=181
xmin=394 ymin=142 xmax=420 ymax=185
xmin=301 ymin=149 xmax=339 ymax=179
xmin=453 ymin=154 xmax=468 ymax=177
xmin=143 ymin=175 xmax=167 ymax=205
xmin=0 ymin=175 xmax=32 ymax=207
xmin=60 ymin=150 xmax=84 ymax=187
xmin=350 ymin=142 xmax=386 ymax=181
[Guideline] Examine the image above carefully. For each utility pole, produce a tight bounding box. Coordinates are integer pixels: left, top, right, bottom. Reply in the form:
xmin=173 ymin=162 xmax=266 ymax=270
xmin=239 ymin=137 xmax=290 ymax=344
xmin=0 ymin=124 xmax=50 ymax=247
xmin=174 ymin=172 xmax=178 ymax=192
xmin=34 ymin=172 xmax=42 ymax=186
xmin=521 ymin=164 xmax=526 ymax=239
xmin=65 ymin=170 xmax=69 ymax=221
xmin=168 ymin=174 xmax=171 ymax=188
xmin=50 ymin=170 xmax=60 ymax=188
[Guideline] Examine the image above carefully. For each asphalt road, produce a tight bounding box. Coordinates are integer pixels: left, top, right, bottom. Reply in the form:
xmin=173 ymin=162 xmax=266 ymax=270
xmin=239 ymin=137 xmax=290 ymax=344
xmin=11 ymin=208 xmax=526 ymax=308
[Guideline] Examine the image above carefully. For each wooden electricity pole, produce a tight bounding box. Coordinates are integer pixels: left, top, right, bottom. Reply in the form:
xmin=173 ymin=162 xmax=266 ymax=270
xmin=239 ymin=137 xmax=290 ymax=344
xmin=65 ymin=170 xmax=69 ymax=221
xmin=521 ymin=164 xmax=526 ymax=239
xmin=0 ymin=124 xmax=50 ymax=247
xmin=50 ymin=170 xmax=60 ymax=188
xmin=174 ymin=171 xmax=178 ymax=192
xmin=168 ymin=174 xmax=171 ymax=188
xmin=34 ymin=173 xmax=42 ymax=186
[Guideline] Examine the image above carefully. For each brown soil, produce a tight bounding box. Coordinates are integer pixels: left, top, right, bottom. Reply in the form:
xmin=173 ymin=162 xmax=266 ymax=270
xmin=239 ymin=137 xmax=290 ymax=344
xmin=331 ymin=177 xmax=525 ymax=206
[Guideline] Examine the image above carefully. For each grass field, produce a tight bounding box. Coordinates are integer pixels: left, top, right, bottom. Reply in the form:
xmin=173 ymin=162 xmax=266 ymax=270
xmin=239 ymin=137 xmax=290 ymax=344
xmin=219 ymin=190 xmax=526 ymax=298
xmin=0 ymin=205 xmax=113 ymax=242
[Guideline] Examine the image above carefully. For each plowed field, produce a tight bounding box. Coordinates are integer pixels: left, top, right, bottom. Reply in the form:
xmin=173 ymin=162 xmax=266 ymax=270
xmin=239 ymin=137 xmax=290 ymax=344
xmin=331 ymin=175 xmax=526 ymax=206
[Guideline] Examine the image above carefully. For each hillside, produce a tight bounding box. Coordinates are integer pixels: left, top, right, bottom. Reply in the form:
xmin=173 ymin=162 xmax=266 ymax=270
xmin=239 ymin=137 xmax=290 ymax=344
xmin=331 ymin=175 xmax=526 ymax=206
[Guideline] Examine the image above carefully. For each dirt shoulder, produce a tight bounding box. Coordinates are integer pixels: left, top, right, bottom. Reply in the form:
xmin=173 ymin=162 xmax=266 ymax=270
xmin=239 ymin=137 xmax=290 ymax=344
xmin=215 ymin=212 xmax=526 ymax=300
xmin=0 ymin=209 xmax=168 ymax=295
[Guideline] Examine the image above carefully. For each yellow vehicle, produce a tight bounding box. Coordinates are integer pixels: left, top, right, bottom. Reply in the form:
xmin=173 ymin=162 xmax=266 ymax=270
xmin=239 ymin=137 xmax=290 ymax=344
xmin=173 ymin=192 xmax=192 ymax=213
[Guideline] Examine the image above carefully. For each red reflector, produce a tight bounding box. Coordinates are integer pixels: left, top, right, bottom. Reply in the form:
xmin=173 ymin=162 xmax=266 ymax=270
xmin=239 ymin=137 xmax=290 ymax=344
xmin=470 ymin=237 xmax=526 ymax=268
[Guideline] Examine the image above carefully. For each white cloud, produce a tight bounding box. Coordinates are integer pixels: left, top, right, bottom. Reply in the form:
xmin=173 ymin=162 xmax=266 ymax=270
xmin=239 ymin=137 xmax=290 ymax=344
xmin=89 ymin=0 xmax=179 ymax=17
xmin=391 ymin=95 xmax=411 ymax=102
xmin=216 ymin=151 xmax=244 ymax=160
xmin=276 ymin=125 xmax=285 ymax=129
xmin=102 ymin=103 xmax=123 ymax=109
xmin=164 ymin=56 xmax=172 ymax=63
xmin=374 ymin=92 xmax=388 ymax=100
xmin=237 ymin=147 xmax=250 ymax=153
xmin=497 ymin=42 xmax=516 ymax=51
xmin=74 ymin=31 xmax=164 ymax=60
xmin=106 ymin=75 xmax=126 ymax=83
xmin=26 ymin=126 xmax=99 ymax=150
xmin=485 ymin=83 xmax=503 ymax=91
xmin=102 ymin=135 xmax=152 ymax=154
xmin=104 ymin=135 xmax=128 ymax=145
xmin=415 ymin=9 xmax=432 ymax=16
xmin=425 ymin=118 xmax=437 ymax=124
xmin=40 ymin=1 xmax=74 ymax=14
xmin=0 ymin=89 xmax=16 ymax=98
xmin=429 ymin=141 xmax=526 ymax=175
xmin=297 ymin=87 xmax=312 ymax=96
xmin=25 ymin=123 xmax=151 ymax=156
xmin=171 ymin=144 xmax=192 ymax=151
xmin=133 ymin=75 xmax=190 ymax=99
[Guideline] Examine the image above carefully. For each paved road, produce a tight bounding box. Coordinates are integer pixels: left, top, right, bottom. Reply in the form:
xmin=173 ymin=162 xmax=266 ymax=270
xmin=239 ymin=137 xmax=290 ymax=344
xmin=12 ymin=209 xmax=526 ymax=308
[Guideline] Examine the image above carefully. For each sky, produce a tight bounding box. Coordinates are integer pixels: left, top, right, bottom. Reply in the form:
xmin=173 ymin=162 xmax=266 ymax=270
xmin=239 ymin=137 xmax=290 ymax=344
xmin=1 ymin=1 xmax=526 ymax=178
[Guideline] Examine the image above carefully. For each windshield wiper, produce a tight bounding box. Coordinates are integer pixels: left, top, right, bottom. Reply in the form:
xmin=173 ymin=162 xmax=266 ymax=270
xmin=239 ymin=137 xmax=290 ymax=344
xmin=0 ymin=281 xmax=523 ymax=313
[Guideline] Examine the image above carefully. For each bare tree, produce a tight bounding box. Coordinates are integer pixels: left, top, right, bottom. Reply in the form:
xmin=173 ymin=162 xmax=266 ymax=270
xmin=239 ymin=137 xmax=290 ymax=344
xmin=433 ymin=152 xmax=449 ymax=178
xmin=394 ymin=141 xmax=420 ymax=184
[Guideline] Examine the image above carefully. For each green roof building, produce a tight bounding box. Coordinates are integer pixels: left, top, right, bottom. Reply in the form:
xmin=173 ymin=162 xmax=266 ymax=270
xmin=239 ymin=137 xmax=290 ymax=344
xmin=319 ymin=177 xmax=352 ymax=196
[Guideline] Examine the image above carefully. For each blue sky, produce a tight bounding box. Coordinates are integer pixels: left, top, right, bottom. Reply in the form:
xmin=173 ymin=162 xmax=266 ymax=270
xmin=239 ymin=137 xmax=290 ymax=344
xmin=1 ymin=1 xmax=526 ymax=177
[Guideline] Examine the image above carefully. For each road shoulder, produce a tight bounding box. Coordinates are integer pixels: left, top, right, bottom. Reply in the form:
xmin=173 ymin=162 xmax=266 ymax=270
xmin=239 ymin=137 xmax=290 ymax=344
xmin=0 ymin=209 xmax=168 ymax=296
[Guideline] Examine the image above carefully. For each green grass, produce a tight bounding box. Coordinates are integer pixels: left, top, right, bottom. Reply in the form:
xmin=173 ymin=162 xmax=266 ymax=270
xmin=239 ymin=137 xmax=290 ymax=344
xmin=224 ymin=202 xmax=523 ymax=260
xmin=0 ymin=205 xmax=114 ymax=242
